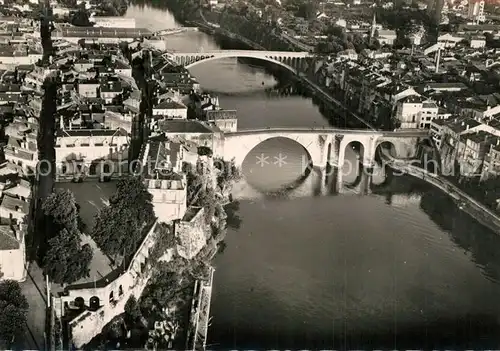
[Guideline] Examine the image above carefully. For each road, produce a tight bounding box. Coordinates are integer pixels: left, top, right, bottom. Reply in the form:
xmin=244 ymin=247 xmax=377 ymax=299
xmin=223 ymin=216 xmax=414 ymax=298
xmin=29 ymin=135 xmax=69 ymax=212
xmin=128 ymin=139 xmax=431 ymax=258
xmin=225 ymin=127 xmax=429 ymax=137
xmin=381 ymin=149 xmax=500 ymax=233
xmin=298 ymin=73 xmax=378 ymax=130
xmin=280 ymin=32 xmax=314 ymax=52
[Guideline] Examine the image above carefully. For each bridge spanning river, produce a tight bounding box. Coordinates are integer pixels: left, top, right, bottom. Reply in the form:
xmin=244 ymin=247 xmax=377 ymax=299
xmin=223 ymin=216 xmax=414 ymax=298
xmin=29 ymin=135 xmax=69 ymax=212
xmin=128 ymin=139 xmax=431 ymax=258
xmin=163 ymin=50 xmax=313 ymax=73
xmin=222 ymin=127 xmax=430 ymax=193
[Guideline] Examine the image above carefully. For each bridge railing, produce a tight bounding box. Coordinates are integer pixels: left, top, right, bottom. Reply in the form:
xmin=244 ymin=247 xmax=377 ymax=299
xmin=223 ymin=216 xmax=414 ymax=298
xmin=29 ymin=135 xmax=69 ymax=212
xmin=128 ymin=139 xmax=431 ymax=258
xmin=224 ymin=127 xmax=430 ymax=136
xmin=170 ymin=50 xmax=312 ymax=56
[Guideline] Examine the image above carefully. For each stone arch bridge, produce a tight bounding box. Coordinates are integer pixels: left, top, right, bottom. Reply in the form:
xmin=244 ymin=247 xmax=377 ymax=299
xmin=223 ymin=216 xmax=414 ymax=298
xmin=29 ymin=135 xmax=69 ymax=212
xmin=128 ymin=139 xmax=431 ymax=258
xmin=163 ymin=50 xmax=314 ymax=74
xmin=222 ymin=127 xmax=429 ymax=190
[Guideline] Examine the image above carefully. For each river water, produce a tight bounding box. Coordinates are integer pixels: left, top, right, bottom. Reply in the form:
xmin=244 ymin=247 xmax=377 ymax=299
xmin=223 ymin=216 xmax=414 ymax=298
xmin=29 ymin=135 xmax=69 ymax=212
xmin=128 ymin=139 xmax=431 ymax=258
xmin=127 ymin=4 xmax=500 ymax=348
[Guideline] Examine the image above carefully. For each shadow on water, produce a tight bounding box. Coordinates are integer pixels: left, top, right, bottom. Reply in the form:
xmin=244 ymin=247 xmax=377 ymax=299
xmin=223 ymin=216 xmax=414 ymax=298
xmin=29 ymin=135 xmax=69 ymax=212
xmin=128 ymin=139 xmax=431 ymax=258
xmin=373 ymin=171 xmax=500 ymax=285
xmin=259 ymin=161 xmax=314 ymax=199
xmin=344 ymin=161 xmax=364 ymax=191
xmin=420 ymin=190 xmax=500 ymax=284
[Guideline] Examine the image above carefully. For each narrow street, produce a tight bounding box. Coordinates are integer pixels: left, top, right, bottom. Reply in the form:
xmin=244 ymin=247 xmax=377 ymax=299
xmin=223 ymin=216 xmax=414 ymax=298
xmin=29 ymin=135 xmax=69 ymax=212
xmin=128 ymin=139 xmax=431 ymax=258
xmin=21 ymin=264 xmax=47 ymax=350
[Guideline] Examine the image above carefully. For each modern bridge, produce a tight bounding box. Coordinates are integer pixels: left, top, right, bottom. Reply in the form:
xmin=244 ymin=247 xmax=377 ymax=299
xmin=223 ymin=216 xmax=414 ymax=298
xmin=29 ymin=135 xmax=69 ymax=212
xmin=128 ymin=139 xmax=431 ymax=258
xmin=162 ymin=50 xmax=314 ymax=73
xmin=222 ymin=127 xmax=430 ymax=191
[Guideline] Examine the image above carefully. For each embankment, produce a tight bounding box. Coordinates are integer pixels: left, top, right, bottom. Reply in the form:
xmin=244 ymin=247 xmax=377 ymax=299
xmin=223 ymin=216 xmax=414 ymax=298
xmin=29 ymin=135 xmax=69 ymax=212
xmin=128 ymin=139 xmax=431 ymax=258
xmin=386 ymin=154 xmax=500 ymax=234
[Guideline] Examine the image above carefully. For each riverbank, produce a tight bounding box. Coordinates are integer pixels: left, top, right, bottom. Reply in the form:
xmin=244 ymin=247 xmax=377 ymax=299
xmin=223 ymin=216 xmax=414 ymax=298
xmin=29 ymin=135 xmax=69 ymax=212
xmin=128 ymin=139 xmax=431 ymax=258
xmin=120 ymin=6 xmax=500 ymax=349
xmin=384 ymin=151 xmax=500 ymax=234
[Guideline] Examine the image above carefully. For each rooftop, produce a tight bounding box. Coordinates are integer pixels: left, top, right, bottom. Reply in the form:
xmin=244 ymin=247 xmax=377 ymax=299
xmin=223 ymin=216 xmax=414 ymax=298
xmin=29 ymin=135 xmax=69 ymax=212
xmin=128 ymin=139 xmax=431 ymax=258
xmin=54 ymin=27 xmax=151 ymax=38
xmin=461 ymin=130 xmax=499 ymax=145
xmin=157 ymin=120 xmax=215 ymax=134
xmin=141 ymin=134 xmax=186 ymax=180
xmin=182 ymin=206 xmax=202 ymax=222
xmin=1 ymin=194 xmax=29 ymax=214
xmin=206 ymin=109 xmax=237 ymax=120
xmin=154 ymin=98 xmax=186 ymax=110
xmin=0 ymin=224 xmax=20 ymax=250
xmin=57 ymin=128 xmax=128 ymax=138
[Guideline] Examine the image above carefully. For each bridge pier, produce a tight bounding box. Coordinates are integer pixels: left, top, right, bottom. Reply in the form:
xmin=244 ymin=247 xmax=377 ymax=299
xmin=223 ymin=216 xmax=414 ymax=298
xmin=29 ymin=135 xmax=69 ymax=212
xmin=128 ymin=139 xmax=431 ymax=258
xmin=359 ymin=164 xmax=374 ymax=195
xmin=221 ymin=129 xmax=428 ymax=196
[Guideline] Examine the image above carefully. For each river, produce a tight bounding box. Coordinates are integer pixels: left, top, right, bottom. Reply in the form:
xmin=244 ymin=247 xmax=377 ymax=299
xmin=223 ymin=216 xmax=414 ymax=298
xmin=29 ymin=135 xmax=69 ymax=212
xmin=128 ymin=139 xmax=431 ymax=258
xmin=126 ymin=4 xmax=500 ymax=348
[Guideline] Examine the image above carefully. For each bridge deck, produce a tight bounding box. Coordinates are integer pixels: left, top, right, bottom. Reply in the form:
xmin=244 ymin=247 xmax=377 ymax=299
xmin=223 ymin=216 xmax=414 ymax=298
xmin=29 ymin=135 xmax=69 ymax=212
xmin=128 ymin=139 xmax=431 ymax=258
xmin=224 ymin=128 xmax=430 ymax=138
xmin=169 ymin=50 xmax=312 ymax=57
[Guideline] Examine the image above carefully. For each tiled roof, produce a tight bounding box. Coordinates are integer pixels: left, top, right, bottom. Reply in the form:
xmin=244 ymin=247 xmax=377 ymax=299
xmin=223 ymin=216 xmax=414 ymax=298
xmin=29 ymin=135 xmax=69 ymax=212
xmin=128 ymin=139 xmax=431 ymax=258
xmin=57 ymin=128 xmax=128 ymax=138
xmin=0 ymin=225 xmax=19 ymax=250
xmin=155 ymin=99 xmax=186 ymax=110
xmin=158 ymin=120 xmax=214 ymax=134
xmin=1 ymin=194 xmax=29 ymax=214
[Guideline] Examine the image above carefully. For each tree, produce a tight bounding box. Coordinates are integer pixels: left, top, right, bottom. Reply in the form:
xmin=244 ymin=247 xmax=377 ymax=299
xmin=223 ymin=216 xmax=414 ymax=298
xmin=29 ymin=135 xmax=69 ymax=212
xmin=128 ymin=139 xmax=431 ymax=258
xmin=124 ymin=296 xmax=142 ymax=321
xmin=109 ymin=176 xmax=155 ymax=225
xmin=91 ymin=206 xmax=141 ymax=257
xmin=43 ymin=229 xmax=93 ymax=285
xmin=91 ymin=176 xmax=155 ymax=258
xmin=295 ymin=1 xmax=317 ymax=20
xmin=70 ymin=6 xmax=92 ymax=27
xmin=42 ymin=189 xmax=79 ymax=232
xmin=0 ymin=280 xmax=28 ymax=348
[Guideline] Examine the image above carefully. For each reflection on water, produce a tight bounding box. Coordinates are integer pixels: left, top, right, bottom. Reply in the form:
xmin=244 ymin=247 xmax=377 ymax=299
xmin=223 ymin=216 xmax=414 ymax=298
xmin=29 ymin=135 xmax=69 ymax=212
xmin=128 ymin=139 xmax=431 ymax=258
xmin=126 ymin=4 xmax=500 ymax=349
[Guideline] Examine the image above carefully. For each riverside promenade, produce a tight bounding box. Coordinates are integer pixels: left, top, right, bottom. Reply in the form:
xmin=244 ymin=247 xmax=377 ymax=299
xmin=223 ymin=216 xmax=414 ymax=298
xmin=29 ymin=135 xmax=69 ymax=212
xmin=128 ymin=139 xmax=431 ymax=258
xmin=383 ymin=150 xmax=500 ymax=234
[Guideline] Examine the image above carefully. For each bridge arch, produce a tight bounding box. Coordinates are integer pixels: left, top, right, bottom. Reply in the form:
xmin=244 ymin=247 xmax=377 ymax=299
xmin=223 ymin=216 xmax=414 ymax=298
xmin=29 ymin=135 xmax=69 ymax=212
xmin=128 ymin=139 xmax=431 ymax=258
xmin=375 ymin=136 xmax=421 ymax=159
xmin=342 ymin=140 xmax=365 ymax=186
xmin=181 ymin=54 xmax=301 ymax=75
xmin=223 ymin=131 xmax=330 ymax=171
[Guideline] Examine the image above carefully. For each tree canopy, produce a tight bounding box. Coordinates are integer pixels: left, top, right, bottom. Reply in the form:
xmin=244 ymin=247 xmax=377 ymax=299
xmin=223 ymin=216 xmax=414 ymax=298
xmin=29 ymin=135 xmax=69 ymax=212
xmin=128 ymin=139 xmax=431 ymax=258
xmin=91 ymin=206 xmax=141 ymax=257
xmin=42 ymin=189 xmax=79 ymax=232
xmin=43 ymin=229 xmax=93 ymax=285
xmin=0 ymin=280 xmax=28 ymax=348
xmin=91 ymin=176 xmax=155 ymax=258
xmin=41 ymin=189 xmax=93 ymax=284
xmin=109 ymin=176 xmax=155 ymax=225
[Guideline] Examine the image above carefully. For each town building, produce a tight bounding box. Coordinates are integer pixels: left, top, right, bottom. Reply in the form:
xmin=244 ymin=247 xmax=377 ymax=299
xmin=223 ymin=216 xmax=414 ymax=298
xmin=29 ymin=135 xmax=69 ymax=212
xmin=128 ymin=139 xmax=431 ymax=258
xmin=55 ymin=127 xmax=129 ymax=178
xmin=90 ymin=16 xmax=136 ymax=28
xmin=4 ymin=131 xmax=38 ymax=176
xmin=52 ymin=27 xmax=152 ymax=44
xmin=0 ymin=222 xmax=26 ymax=281
xmin=0 ymin=44 xmax=42 ymax=66
xmin=139 ymin=134 xmax=193 ymax=223
xmin=206 ymin=110 xmax=238 ymax=133
xmin=456 ymin=130 xmax=499 ymax=176
xmin=152 ymin=98 xmax=188 ymax=119
xmin=151 ymin=120 xmax=223 ymax=157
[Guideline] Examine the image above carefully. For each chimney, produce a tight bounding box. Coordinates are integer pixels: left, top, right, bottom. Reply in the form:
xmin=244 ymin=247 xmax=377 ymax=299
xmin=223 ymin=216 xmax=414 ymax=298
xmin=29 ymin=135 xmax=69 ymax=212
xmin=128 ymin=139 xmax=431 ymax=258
xmin=466 ymin=124 xmax=469 ymax=130
xmin=60 ymin=117 xmax=64 ymax=130
xmin=461 ymin=121 xmax=465 ymax=126
xmin=435 ymin=48 xmax=441 ymax=74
